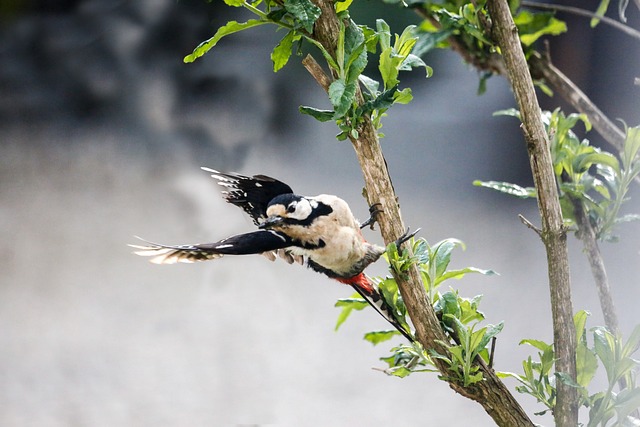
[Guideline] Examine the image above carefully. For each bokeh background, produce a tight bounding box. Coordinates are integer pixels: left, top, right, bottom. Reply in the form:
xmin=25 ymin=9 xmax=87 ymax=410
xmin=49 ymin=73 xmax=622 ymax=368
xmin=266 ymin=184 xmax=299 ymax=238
xmin=1 ymin=1 xmax=638 ymax=426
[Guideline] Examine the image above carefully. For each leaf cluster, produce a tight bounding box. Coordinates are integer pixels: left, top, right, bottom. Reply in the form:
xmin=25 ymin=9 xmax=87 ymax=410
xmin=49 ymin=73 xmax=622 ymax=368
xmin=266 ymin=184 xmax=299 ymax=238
xmin=184 ymin=0 xmax=322 ymax=65
xmin=336 ymin=237 xmax=500 ymax=385
xmin=431 ymin=311 xmax=504 ymax=387
xmin=301 ymin=18 xmax=431 ymax=140
xmin=405 ymin=0 xmax=566 ymax=93
xmin=476 ymin=109 xmax=640 ymax=242
xmin=500 ymin=311 xmax=640 ymax=425
xmin=184 ymin=0 xmax=430 ymax=140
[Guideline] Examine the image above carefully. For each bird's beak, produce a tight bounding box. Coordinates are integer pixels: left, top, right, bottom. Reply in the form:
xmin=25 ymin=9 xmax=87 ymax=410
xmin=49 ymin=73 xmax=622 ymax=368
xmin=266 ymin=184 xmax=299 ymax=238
xmin=259 ymin=216 xmax=284 ymax=229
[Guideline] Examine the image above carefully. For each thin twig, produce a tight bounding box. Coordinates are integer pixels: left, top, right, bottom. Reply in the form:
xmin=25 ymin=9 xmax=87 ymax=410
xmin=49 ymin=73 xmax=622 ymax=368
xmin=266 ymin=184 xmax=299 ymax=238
xmin=302 ymin=55 xmax=331 ymax=92
xmin=489 ymin=337 xmax=497 ymax=369
xmin=518 ymin=214 xmax=543 ymax=238
xmin=521 ymin=1 xmax=640 ymax=41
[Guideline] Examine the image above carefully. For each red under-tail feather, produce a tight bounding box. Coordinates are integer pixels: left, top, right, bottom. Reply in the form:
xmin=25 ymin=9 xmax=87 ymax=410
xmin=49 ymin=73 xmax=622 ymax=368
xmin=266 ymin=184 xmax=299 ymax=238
xmin=338 ymin=273 xmax=414 ymax=342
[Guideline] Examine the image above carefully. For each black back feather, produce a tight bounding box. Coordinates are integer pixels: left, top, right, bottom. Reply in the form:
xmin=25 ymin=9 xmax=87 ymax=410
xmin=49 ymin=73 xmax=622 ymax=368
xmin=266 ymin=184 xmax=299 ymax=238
xmin=203 ymin=168 xmax=294 ymax=225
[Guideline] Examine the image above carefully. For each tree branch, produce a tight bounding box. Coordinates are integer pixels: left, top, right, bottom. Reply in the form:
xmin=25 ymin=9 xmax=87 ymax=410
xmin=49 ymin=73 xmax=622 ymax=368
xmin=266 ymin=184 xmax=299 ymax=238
xmin=521 ymin=1 xmax=640 ymax=41
xmin=568 ymin=192 xmax=619 ymax=334
xmin=566 ymin=186 xmax=637 ymax=402
xmin=413 ymin=7 xmax=628 ymax=152
xmin=305 ymin=3 xmax=535 ymax=425
xmin=486 ymin=1 xmax=578 ymax=425
xmin=528 ymin=53 xmax=626 ymax=151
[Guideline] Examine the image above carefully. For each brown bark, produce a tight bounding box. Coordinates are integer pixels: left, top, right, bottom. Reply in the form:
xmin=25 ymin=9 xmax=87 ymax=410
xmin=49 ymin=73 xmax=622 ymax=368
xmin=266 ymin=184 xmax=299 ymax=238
xmin=568 ymin=193 xmax=619 ymax=334
xmin=528 ymin=54 xmax=626 ymax=151
xmin=486 ymin=1 xmax=578 ymax=425
xmin=304 ymin=3 xmax=535 ymax=425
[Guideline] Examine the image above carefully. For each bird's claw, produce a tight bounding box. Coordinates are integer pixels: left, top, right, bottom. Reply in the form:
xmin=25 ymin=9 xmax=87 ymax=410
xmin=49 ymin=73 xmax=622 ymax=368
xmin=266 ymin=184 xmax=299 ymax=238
xmin=395 ymin=227 xmax=421 ymax=248
xmin=360 ymin=203 xmax=383 ymax=230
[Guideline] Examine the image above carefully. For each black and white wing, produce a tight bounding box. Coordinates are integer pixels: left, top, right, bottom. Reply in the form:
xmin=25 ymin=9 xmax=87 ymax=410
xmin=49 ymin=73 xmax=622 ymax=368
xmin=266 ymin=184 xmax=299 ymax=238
xmin=202 ymin=167 xmax=294 ymax=226
xmin=130 ymin=230 xmax=295 ymax=265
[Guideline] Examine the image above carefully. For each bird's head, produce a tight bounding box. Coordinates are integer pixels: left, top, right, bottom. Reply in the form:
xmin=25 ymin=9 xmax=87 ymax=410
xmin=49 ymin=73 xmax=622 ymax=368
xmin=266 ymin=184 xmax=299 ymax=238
xmin=259 ymin=194 xmax=332 ymax=230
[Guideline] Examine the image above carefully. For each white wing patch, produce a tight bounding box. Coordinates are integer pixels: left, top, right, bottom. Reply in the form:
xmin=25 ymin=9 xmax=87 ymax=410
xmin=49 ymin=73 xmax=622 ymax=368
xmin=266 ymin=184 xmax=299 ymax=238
xmin=129 ymin=239 xmax=223 ymax=264
xmin=267 ymin=229 xmax=288 ymax=242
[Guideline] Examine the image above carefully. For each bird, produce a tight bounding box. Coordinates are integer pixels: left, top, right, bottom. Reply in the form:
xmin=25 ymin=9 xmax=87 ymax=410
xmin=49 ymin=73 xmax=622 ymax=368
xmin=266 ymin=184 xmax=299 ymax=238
xmin=131 ymin=167 xmax=416 ymax=342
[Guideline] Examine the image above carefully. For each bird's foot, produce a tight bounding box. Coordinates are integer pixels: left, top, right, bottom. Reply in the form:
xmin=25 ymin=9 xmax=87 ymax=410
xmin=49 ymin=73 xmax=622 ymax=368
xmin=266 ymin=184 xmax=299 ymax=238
xmin=395 ymin=227 xmax=421 ymax=249
xmin=360 ymin=203 xmax=383 ymax=230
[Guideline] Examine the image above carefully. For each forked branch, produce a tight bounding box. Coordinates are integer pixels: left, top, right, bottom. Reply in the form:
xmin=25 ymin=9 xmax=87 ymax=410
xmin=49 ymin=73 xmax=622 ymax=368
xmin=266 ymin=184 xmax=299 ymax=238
xmin=304 ymin=2 xmax=534 ymax=425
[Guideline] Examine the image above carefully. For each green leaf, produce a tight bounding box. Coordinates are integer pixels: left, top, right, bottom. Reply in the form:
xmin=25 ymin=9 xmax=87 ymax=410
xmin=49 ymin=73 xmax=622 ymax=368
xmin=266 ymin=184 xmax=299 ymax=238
xmin=447 ymin=344 xmax=465 ymax=365
xmin=623 ymin=126 xmax=640 ymax=170
xmin=436 ymin=267 xmax=497 ymax=285
xmin=393 ymin=87 xmax=413 ymax=104
xmin=467 ymin=370 xmax=484 ymax=385
xmin=266 ymin=8 xmax=288 ymax=22
xmin=576 ymin=341 xmax=598 ymax=388
xmin=612 ymin=357 xmax=637 ymax=385
xmin=334 ymin=297 xmax=368 ymax=309
xmin=593 ymin=327 xmax=617 ymax=382
xmin=378 ymin=46 xmax=399 ymax=89
xmin=514 ymin=11 xmax=567 ymax=46
xmin=493 ymin=108 xmax=521 ymax=119
xmin=376 ymin=19 xmax=391 ymax=50
xmin=387 ymin=366 xmax=413 ymax=378
xmin=433 ymin=238 xmax=465 ymax=279
xmin=364 ymin=330 xmax=400 ymax=345
xmin=329 ymin=79 xmax=357 ymax=118
xmin=360 ymin=85 xmax=397 ymax=113
xmin=575 ymin=152 xmax=620 ymax=174
xmin=359 ymin=74 xmax=380 ymax=96
xmin=520 ymin=338 xmax=554 ymax=353
xmin=335 ymin=0 xmax=353 ymax=13
xmin=334 ymin=296 xmax=368 ymax=330
xmin=184 ymin=19 xmax=267 ymax=63
xmin=271 ymin=31 xmax=299 ymax=72
xmin=473 ymin=180 xmax=537 ymax=199
xmin=223 ymin=0 xmax=245 ymax=6
xmin=283 ymin=0 xmax=321 ymax=33
xmin=477 ymin=322 xmax=504 ymax=352
xmin=615 ymin=387 xmax=640 ymax=422
xmin=574 ymin=310 xmax=590 ymax=341
xmin=412 ymin=29 xmax=454 ymax=57
xmin=555 ymin=371 xmax=581 ymax=388
xmin=614 ymin=214 xmax=640 ymax=224
xmin=621 ymin=323 xmax=640 ymax=358
xmin=334 ymin=306 xmax=353 ymax=331
xmin=459 ymin=296 xmax=485 ymax=325
xmin=396 ymin=25 xmax=418 ymax=57
xmin=299 ymin=106 xmax=335 ymax=122
xmin=400 ymin=54 xmax=431 ymax=77
xmin=344 ymin=22 xmax=367 ymax=84
xmin=591 ymin=0 xmax=611 ymax=27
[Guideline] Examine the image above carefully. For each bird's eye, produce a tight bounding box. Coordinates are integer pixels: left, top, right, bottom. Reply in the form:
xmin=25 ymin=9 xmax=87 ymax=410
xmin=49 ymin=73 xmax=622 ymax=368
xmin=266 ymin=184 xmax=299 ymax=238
xmin=286 ymin=204 xmax=296 ymax=214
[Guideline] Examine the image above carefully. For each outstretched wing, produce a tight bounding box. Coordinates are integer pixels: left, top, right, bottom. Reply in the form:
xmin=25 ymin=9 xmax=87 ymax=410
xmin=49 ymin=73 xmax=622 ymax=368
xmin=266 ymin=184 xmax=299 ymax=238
xmin=130 ymin=230 xmax=296 ymax=265
xmin=202 ymin=167 xmax=294 ymax=226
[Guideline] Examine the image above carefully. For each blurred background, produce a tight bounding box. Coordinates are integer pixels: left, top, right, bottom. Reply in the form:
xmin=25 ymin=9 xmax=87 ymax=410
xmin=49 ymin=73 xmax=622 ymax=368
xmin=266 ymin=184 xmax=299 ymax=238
xmin=1 ymin=1 xmax=638 ymax=426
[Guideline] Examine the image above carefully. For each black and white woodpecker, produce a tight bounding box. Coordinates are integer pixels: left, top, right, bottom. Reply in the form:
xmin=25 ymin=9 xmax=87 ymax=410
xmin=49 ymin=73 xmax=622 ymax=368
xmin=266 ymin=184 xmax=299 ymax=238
xmin=131 ymin=168 xmax=416 ymax=342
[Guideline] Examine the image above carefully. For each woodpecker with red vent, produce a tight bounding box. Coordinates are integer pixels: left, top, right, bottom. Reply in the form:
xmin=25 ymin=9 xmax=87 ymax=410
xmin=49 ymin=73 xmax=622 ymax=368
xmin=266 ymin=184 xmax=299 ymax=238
xmin=131 ymin=168 xmax=416 ymax=342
